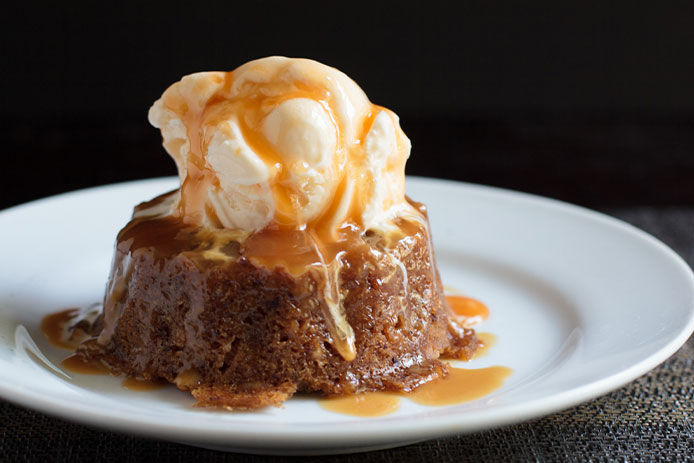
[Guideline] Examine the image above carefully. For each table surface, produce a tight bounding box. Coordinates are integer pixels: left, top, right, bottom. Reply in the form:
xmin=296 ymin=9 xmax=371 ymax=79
xmin=0 ymin=205 xmax=692 ymax=462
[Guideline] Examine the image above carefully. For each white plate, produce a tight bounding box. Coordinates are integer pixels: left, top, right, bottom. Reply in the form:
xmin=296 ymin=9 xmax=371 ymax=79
xmin=0 ymin=177 xmax=692 ymax=456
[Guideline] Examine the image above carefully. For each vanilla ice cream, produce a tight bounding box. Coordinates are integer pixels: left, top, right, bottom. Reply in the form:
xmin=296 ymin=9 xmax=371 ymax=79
xmin=148 ymin=56 xmax=416 ymax=237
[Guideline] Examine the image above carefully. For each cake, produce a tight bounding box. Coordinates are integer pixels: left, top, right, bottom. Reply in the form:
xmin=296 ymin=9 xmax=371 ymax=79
xmin=76 ymin=57 xmax=479 ymax=409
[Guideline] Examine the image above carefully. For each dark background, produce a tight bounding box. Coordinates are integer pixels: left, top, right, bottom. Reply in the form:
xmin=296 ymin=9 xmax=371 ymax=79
xmin=2 ymin=3 xmax=693 ymax=460
xmin=2 ymin=2 xmax=693 ymax=210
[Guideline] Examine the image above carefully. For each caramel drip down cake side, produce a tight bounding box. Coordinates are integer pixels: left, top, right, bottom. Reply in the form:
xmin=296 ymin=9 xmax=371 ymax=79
xmin=75 ymin=195 xmax=477 ymax=409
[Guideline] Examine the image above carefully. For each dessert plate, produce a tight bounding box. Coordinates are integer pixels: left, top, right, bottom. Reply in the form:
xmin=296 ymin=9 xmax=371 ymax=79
xmin=0 ymin=177 xmax=692 ymax=455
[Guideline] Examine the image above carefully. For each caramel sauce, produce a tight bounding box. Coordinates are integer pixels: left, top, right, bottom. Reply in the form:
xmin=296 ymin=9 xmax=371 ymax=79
xmin=117 ymin=191 xmax=426 ymax=276
xmin=118 ymin=215 xmax=200 ymax=257
xmin=320 ymin=365 xmax=512 ymax=417
xmin=39 ymin=310 xmax=170 ymax=392
xmin=405 ymin=366 xmax=512 ymax=407
xmin=60 ymin=354 xmax=111 ymax=375
xmin=319 ymin=392 xmax=401 ymax=417
xmin=234 ymin=97 xmax=322 ymax=226
xmin=174 ymin=369 xmax=202 ymax=388
xmin=242 ymin=223 xmax=366 ymax=275
xmin=122 ymin=377 xmax=167 ymax=391
xmin=41 ymin=312 xmax=168 ymax=389
xmin=471 ymin=332 xmax=497 ymax=360
xmin=243 ymin=223 xmax=365 ymax=361
xmin=445 ymin=295 xmax=489 ymax=325
xmin=41 ymin=306 xmax=99 ymax=351
xmin=40 ymin=308 xmax=81 ymax=350
xmin=243 ymin=212 xmax=425 ymax=275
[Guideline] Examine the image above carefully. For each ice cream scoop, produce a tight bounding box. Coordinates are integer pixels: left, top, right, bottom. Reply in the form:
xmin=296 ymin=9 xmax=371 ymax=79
xmin=148 ymin=56 xmax=415 ymax=235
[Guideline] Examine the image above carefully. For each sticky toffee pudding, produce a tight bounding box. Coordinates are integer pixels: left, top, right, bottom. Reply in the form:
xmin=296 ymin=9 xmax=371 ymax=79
xmin=67 ymin=57 xmax=481 ymax=409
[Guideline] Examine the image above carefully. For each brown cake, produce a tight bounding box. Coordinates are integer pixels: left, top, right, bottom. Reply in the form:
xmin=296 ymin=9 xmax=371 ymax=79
xmin=75 ymin=57 xmax=478 ymax=409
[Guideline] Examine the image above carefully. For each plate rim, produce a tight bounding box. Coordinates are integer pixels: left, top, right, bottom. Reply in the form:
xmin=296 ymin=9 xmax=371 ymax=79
xmin=1 ymin=176 xmax=692 ymax=450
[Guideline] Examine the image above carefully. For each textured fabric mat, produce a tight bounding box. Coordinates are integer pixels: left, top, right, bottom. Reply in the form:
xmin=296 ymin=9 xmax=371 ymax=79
xmin=1 ymin=207 xmax=692 ymax=462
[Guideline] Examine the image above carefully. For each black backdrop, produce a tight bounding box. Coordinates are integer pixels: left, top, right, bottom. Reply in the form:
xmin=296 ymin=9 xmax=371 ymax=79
xmin=2 ymin=2 xmax=693 ymax=210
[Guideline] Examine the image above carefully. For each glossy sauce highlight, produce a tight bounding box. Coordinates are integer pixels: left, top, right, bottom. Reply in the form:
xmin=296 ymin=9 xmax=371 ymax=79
xmin=405 ymin=366 xmax=512 ymax=406
xmin=445 ymin=295 xmax=489 ymax=325
xmin=319 ymin=392 xmax=401 ymax=417
xmin=471 ymin=332 xmax=497 ymax=359
xmin=40 ymin=308 xmax=81 ymax=350
xmin=320 ymin=365 xmax=512 ymax=417
xmin=61 ymin=354 xmax=111 ymax=375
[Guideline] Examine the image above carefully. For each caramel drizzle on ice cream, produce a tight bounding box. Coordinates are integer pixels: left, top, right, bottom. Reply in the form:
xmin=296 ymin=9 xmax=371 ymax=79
xmin=149 ymin=57 xmax=415 ymax=235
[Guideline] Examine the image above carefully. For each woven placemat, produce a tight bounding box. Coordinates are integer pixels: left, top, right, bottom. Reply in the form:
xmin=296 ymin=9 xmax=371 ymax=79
xmin=1 ymin=207 xmax=692 ymax=462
